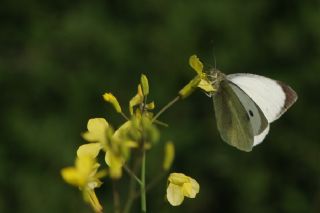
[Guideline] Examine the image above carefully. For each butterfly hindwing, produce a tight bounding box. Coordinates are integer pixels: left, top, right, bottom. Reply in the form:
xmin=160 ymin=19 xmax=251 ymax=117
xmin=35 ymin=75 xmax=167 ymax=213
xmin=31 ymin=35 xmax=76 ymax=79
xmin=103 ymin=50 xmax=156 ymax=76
xmin=213 ymin=80 xmax=254 ymax=152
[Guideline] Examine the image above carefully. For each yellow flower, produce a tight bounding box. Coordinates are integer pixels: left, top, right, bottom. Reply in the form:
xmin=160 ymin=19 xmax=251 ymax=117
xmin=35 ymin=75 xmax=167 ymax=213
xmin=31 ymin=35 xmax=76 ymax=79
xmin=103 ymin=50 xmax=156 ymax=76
xmin=61 ymin=156 xmax=106 ymax=213
xmin=166 ymin=173 xmax=200 ymax=206
xmin=179 ymin=55 xmax=216 ymax=98
xmin=78 ymin=118 xmax=138 ymax=179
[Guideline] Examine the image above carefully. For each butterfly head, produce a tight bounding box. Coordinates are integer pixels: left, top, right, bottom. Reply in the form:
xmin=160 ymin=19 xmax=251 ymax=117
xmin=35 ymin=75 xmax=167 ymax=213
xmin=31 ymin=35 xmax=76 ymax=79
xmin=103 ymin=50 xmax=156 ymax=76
xmin=206 ymin=69 xmax=226 ymax=95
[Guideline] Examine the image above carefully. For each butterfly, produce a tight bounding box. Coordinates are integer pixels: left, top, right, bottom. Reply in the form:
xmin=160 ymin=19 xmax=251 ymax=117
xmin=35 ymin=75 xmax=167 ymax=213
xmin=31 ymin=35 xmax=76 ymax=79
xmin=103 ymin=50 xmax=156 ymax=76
xmin=209 ymin=70 xmax=298 ymax=152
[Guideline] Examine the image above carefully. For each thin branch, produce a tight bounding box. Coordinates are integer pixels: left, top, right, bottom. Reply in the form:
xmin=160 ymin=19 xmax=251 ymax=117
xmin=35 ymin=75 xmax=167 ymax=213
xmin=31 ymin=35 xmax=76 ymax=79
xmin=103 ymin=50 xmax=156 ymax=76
xmin=153 ymin=120 xmax=169 ymax=127
xmin=120 ymin=112 xmax=130 ymax=121
xmin=123 ymin=156 xmax=141 ymax=213
xmin=112 ymin=181 xmax=121 ymax=213
xmin=152 ymin=96 xmax=180 ymax=122
xmin=140 ymin=150 xmax=146 ymax=212
xmin=132 ymin=171 xmax=167 ymax=199
xmin=124 ymin=164 xmax=143 ymax=185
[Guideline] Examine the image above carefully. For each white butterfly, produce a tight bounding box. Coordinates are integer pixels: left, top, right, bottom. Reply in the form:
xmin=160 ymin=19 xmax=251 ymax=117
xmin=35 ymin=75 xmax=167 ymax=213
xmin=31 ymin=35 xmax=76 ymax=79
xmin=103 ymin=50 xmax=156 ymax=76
xmin=212 ymin=71 xmax=297 ymax=152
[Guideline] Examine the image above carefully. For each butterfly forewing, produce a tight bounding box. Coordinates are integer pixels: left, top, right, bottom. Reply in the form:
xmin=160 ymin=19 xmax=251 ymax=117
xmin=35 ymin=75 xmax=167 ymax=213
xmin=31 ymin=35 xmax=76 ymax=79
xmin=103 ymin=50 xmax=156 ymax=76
xmin=227 ymin=74 xmax=297 ymax=122
xmin=213 ymin=80 xmax=254 ymax=152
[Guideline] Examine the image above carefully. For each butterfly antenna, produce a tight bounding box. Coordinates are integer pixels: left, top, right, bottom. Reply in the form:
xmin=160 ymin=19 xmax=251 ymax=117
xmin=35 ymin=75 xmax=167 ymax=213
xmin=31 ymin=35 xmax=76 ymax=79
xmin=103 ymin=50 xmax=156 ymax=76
xmin=213 ymin=53 xmax=217 ymax=71
xmin=210 ymin=42 xmax=217 ymax=71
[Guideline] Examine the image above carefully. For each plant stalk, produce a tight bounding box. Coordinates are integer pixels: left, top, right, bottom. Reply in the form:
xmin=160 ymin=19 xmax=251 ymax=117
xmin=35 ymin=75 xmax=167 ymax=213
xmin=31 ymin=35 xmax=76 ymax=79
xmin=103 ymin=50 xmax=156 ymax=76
xmin=124 ymin=164 xmax=143 ymax=185
xmin=140 ymin=150 xmax=146 ymax=212
xmin=112 ymin=181 xmax=121 ymax=213
xmin=123 ymin=157 xmax=141 ymax=213
xmin=152 ymin=96 xmax=180 ymax=122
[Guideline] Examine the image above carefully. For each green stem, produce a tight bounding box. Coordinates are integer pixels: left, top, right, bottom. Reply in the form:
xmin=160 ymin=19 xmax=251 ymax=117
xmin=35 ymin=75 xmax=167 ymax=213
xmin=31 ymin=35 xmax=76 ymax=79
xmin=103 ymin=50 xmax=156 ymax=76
xmin=141 ymin=150 xmax=146 ymax=212
xmin=112 ymin=181 xmax=121 ymax=213
xmin=145 ymin=171 xmax=167 ymax=193
xmin=152 ymin=96 xmax=180 ymax=122
xmin=153 ymin=120 xmax=169 ymax=127
xmin=124 ymin=164 xmax=143 ymax=185
xmin=123 ymin=157 xmax=141 ymax=213
xmin=132 ymin=171 xmax=167 ymax=200
xmin=120 ymin=112 xmax=130 ymax=121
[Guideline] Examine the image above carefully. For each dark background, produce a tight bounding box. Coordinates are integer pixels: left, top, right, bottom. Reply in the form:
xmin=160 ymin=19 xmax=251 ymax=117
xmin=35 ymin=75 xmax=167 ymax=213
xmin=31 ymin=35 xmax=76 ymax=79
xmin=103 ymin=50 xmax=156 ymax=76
xmin=1 ymin=0 xmax=320 ymax=212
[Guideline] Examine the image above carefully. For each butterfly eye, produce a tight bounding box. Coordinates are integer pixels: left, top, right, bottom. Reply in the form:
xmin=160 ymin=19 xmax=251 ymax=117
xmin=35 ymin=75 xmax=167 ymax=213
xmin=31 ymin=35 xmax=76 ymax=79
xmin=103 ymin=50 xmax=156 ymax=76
xmin=248 ymin=110 xmax=254 ymax=117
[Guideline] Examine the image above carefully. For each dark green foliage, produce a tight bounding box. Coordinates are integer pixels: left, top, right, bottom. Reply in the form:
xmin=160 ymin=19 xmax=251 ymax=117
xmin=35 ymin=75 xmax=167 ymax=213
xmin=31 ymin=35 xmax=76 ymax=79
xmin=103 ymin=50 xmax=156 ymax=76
xmin=1 ymin=0 xmax=319 ymax=212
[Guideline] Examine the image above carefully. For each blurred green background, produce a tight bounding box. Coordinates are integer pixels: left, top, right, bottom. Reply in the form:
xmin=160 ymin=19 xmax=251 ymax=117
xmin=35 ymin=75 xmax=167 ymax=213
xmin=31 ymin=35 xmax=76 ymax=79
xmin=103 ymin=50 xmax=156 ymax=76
xmin=1 ymin=0 xmax=320 ymax=212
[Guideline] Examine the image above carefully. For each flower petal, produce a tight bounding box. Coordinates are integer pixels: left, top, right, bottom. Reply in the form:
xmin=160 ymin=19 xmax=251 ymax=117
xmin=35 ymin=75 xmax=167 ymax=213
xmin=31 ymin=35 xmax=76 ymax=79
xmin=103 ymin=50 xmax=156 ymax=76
xmin=61 ymin=167 xmax=83 ymax=186
xmin=168 ymin=173 xmax=189 ymax=185
xmin=82 ymin=132 xmax=99 ymax=142
xmin=183 ymin=178 xmax=200 ymax=198
xmin=76 ymin=156 xmax=97 ymax=180
xmin=83 ymin=189 xmax=103 ymax=213
xmin=189 ymin=55 xmax=203 ymax=75
xmin=82 ymin=118 xmax=109 ymax=143
xmin=198 ymin=79 xmax=216 ymax=92
xmin=105 ymin=151 xmax=123 ymax=179
xmin=113 ymin=121 xmax=131 ymax=140
xmin=166 ymin=183 xmax=185 ymax=206
xmin=190 ymin=178 xmax=200 ymax=196
xmin=77 ymin=143 xmax=102 ymax=158
xmin=87 ymin=118 xmax=109 ymax=134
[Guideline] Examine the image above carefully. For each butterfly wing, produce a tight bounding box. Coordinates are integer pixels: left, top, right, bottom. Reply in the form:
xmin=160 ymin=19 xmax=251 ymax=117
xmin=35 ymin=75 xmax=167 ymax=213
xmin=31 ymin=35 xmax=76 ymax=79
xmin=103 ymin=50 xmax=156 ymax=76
xmin=227 ymin=81 xmax=270 ymax=146
xmin=213 ymin=80 xmax=266 ymax=151
xmin=227 ymin=73 xmax=298 ymax=122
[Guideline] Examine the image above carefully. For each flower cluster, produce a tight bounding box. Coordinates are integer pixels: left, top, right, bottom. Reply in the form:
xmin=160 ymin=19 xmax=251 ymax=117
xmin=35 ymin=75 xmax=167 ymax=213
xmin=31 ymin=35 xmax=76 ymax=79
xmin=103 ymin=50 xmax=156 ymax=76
xmin=62 ymin=56 xmax=204 ymax=212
